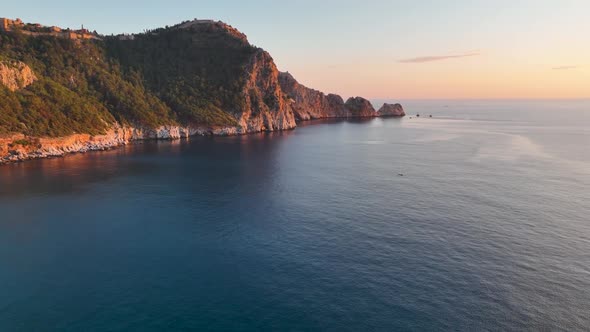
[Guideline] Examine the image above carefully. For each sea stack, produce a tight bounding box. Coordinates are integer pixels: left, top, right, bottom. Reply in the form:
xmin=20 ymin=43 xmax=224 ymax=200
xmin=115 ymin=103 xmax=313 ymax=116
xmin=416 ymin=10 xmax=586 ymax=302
xmin=377 ymin=103 xmax=405 ymax=117
xmin=344 ymin=97 xmax=378 ymax=117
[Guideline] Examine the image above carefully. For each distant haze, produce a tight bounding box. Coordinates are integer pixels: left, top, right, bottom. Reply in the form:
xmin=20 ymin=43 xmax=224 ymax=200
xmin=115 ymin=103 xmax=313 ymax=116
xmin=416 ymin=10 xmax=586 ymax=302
xmin=4 ymin=0 xmax=589 ymax=99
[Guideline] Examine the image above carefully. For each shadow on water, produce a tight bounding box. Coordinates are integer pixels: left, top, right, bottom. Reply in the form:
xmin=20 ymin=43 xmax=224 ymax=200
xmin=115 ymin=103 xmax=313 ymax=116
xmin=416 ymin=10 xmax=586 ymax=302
xmin=0 ymin=145 xmax=158 ymax=198
xmin=0 ymin=119 xmax=404 ymax=199
xmin=0 ymin=130 xmax=296 ymax=199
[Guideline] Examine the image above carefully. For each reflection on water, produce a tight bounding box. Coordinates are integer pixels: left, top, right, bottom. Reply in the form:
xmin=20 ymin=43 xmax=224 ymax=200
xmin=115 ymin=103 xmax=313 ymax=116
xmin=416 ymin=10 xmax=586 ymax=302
xmin=0 ymin=144 xmax=165 ymax=198
xmin=0 ymin=130 xmax=298 ymax=198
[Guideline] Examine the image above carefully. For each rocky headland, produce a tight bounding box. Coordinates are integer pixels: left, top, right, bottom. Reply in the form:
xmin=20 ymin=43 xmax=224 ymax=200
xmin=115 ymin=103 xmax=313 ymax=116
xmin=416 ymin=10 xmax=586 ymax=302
xmin=0 ymin=18 xmax=404 ymax=164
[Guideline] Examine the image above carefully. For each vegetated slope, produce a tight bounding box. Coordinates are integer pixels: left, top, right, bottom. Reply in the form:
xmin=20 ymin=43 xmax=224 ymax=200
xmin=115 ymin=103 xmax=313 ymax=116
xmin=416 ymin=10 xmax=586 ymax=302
xmin=0 ymin=20 xmax=297 ymax=137
xmin=0 ymin=31 xmax=173 ymax=136
xmin=0 ymin=19 xmax=402 ymax=139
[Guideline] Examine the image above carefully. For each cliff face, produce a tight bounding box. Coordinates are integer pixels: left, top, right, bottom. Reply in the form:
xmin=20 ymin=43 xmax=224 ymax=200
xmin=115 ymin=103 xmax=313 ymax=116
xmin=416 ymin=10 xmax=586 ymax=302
xmin=278 ymin=72 xmax=343 ymax=120
xmin=237 ymin=50 xmax=296 ymax=133
xmin=278 ymin=72 xmax=379 ymax=120
xmin=0 ymin=124 xmax=246 ymax=163
xmin=0 ymin=18 xmax=405 ymax=164
xmin=0 ymin=61 xmax=37 ymax=91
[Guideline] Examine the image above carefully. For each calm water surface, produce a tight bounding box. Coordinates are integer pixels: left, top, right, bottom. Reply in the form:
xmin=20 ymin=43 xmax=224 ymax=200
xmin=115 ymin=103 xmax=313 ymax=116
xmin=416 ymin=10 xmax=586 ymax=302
xmin=1 ymin=100 xmax=589 ymax=331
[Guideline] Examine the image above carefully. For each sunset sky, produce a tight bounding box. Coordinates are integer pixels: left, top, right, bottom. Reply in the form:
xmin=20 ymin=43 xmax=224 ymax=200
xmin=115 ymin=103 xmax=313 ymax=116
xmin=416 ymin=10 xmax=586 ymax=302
xmin=5 ymin=0 xmax=589 ymax=99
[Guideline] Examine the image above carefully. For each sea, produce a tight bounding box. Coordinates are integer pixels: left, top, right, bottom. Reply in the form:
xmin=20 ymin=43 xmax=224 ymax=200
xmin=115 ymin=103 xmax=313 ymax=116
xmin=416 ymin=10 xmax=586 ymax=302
xmin=0 ymin=100 xmax=589 ymax=331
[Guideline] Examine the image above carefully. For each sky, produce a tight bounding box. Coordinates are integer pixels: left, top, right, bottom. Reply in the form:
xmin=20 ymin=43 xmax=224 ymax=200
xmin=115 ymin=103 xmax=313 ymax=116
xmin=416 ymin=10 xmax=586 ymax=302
xmin=4 ymin=0 xmax=589 ymax=99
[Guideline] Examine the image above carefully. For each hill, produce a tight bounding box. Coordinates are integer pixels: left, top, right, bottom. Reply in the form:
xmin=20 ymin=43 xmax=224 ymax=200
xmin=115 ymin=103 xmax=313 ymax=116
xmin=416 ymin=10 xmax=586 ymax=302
xmin=0 ymin=18 xmax=404 ymax=162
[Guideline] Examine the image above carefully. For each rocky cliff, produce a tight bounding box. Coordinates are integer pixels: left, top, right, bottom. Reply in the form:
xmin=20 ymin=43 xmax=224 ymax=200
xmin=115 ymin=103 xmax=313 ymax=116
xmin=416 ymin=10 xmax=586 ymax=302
xmin=0 ymin=124 xmax=247 ymax=163
xmin=0 ymin=61 xmax=37 ymax=91
xmin=0 ymin=18 xmax=404 ymax=164
xmin=236 ymin=50 xmax=296 ymax=133
xmin=278 ymin=72 xmax=380 ymax=119
xmin=104 ymin=19 xmax=298 ymax=135
xmin=278 ymin=72 xmax=344 ymax=120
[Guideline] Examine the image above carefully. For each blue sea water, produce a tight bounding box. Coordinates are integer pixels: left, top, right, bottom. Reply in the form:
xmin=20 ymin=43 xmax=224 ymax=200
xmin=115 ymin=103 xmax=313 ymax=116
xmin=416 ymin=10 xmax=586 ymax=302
xmin=0 ymin=100 xmax=589 ymax=331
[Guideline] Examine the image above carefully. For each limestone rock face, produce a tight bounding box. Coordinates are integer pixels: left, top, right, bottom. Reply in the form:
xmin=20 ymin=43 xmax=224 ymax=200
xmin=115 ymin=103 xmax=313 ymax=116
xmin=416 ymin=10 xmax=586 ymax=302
xmin=279 ymin=72 xmax=382 ymax=119
xmin=0 ymin=61 xmax=37 ymax=91
xmin=326 ymin=94 xmax=350 ymax=118
xmin=0 ymin=19 xmax=407 ymax=164
xmin=237 ymin=50 xmax=296 ymax=133
xmin=279 ymin=72 xmax=345 ymax=120
xmin=344 ymin=97 xmax=378 ymax=117
xmin=0 ymin=126 xmax=133 ymax=163
xmin=377 ymin=103 xmax=405 ymax=117
xmin=0 ymin=124 xmax=246 ymax=163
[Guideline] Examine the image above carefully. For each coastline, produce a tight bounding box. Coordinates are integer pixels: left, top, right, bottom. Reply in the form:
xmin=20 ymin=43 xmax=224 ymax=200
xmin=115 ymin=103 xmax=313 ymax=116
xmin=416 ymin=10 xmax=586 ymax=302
xmin=0 ymin=124 xmax=237 ymax=164
xmin=0 ymin=114 xmax=404 ymax=164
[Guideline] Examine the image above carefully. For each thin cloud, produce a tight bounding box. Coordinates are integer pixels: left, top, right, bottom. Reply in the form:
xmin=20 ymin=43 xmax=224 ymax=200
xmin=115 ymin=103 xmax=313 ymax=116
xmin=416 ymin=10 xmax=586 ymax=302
xmin=399 ymin=52 xmax=480 ymax=63
xmin=552 ymin=65 xmax=581 ymax=70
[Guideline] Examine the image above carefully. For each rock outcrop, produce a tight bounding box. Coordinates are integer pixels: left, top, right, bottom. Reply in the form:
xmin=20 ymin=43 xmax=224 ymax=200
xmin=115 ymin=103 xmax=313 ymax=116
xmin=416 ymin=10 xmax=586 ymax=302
xmin=0 ymin=60 xmax=37 ymax=91
xmin=377 ymin=103 xmax=405 ymax=117
xmin=236 ymin=50 xmax=296 ymax=133
xmin=279 ymin=72 xmax=384 ymax=119
xmin=344 ymin=97 xmax=378 ymax=117
xmin=279 ymin=72 xmax=346 ymax=120
xmin=0 ymin=124 xmax=252 ymax=163
xmin=0 ymin=18 xmax=405 ymax=164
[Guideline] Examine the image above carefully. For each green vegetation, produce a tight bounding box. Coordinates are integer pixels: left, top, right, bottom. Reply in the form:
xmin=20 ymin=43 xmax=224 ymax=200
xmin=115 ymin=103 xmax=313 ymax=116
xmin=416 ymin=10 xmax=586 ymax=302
xmin=105 ymin=24 xmax=257 ymax=126
xmin=10 ymin=139 xmax=31 ymax=147
xmin=0 ymin=23 xmax=258 ymax=136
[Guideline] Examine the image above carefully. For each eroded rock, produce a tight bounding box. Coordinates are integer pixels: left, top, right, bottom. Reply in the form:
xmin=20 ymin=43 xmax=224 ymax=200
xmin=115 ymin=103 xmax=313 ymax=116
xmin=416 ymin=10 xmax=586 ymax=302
xmin=344 ymin=97 xmax=378 ymax=117
xmin=0 ymin=60 xmax=37 ymax=91
xmin=377 ymin=103 xmax=405 ymax=117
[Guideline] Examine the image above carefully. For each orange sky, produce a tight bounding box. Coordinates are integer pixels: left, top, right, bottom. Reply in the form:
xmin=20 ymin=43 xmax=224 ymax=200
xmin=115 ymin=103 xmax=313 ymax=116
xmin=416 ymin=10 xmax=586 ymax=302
xmin=284 ymin=53 xmax=590 ymax=99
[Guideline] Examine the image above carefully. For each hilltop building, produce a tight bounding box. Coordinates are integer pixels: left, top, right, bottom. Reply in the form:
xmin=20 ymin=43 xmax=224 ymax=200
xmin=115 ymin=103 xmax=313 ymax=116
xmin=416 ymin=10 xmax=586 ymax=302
xmin=0 ymin=17 xmax=98 ymax=40
xmin=64 ymin=29 xmax=94 ymax=40
xmin=0 ymin=18 xmax=24 ymax=31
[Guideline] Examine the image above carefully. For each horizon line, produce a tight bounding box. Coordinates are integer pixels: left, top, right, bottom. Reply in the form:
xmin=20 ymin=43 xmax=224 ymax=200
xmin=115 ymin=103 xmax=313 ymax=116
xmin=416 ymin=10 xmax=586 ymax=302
xmin=370 ymin=97 xmax=590 ymax=101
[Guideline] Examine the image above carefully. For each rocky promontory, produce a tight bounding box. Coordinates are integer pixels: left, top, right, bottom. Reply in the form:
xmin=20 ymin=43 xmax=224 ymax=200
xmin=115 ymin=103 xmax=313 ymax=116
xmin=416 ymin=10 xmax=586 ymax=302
xmin=0 ymin=18 xmax=404 ymax=164
xmin=279 ymin=72 xmax=387 ymax=120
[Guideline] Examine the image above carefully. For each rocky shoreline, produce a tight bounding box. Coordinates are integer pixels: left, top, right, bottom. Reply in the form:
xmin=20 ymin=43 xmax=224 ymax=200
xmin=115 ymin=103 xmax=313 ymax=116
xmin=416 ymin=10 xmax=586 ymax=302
xmin=0 ymin=107 xmax=404 ymax=164
xmin=0 ymin=124 xmax=237 ymax=164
